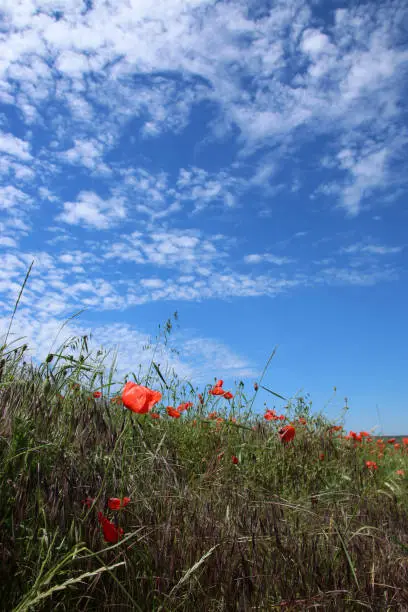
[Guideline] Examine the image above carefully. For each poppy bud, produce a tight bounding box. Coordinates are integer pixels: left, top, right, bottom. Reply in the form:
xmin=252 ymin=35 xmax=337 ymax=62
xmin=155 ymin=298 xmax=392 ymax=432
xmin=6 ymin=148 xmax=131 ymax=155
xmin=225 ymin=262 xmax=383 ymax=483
xmin=45 ymin=353 xmax=53 ymax=363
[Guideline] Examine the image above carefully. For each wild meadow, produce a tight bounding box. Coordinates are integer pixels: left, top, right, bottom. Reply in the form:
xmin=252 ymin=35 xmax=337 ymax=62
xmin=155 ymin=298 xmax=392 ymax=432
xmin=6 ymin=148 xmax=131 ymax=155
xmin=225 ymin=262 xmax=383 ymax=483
xmin=1 ymin=319 xmax=408 ymax=611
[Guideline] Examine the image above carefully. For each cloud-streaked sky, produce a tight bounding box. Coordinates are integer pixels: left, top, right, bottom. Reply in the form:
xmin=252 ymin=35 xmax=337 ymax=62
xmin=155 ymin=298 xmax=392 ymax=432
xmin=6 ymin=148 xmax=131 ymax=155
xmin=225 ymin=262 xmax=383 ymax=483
xmin=1 ymin=0 xmax=407 ymax=432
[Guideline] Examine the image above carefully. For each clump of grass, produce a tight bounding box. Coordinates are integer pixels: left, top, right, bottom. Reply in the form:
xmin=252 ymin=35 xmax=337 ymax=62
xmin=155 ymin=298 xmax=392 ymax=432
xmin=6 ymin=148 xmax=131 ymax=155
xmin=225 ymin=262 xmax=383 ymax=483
xmin=1 ymin=329 xmax=408 ymax=611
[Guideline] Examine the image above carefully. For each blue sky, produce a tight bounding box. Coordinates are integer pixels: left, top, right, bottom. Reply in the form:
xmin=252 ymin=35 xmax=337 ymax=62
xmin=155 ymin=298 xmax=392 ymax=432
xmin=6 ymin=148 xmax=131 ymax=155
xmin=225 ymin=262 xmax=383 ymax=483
xmin=0 ymin=0 xmax=407 ymax=433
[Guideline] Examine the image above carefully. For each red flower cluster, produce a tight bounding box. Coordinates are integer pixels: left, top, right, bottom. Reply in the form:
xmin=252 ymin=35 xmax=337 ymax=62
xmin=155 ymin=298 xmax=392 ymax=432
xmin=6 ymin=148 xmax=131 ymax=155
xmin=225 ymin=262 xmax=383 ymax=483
xmin=166 ymin=406 xmax=181 ymax=418
xmin=365 ymin=460 xmax=378 ymax=471
xmin=264 ymin=409 xmax=285 ymax=421
xmin=108 ymin=497 xmax=130 ymax=510
xmin=278 ymin=425 xmax=296 ymax=443
xmin=164 ymin=402 xmax=193 ymax=419
xmin=122 ymin=382 xmax=162 ymax=414
xmin=98 ymin=512 xmax=124 ymax=543
xmin=88 ymin=496 xmax=131 ymax=543
xmin=110 ymin=396 xmax=123 ymax=405
xmin=177 ymin=402 xmax=193 ymax=412
xmin=345 ymin=430 xmax=372 ymax=443
xmin=209 ymin=379 xmax=234 ymax=400
xmin=328 ymin=425 xmax=343 ymax=434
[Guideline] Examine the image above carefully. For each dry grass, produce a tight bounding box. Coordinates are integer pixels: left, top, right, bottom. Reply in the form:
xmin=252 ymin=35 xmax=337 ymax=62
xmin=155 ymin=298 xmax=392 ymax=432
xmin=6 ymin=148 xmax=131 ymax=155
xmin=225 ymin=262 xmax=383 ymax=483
xmin=1 ymin=335 xmax=408 ymax=611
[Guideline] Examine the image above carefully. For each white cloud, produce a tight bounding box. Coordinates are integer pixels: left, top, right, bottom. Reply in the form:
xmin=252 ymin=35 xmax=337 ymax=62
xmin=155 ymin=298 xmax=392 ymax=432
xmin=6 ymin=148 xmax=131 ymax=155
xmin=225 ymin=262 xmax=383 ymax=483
xmin=61 ymin=139 xmax=111 ymax=174
xmin=0 ymin=0 xmax=406 ymax=216
xmin=301 ymin=29 xmax=333 ymax=57
xmin=56 ymin=50 xmax=90 ymax=77
xmin=104 ymin=227 xmax=227 ymax=270
xmin=176 ymin=167 xmax=243 ymax=212
xmin=58 ymin=250 xmax=96 ymax=265
xmin=0 ymin=310 xmax=256 ymax=384
xmin=0 ymin=185 xmax=32 ymax=210
xmin=57 ymin=191 xmax=126 ymax=229
xmin=0 ymin=131 xmax=31 ymax=160
xmin=339 ymin=147 xmax=390 ymax=215
xmin=140 ymin=278 xmax=165 ymax=289
xmin=0 ymin=0 xmax=405 ymax=339
xmin=318 ymin=266 xmax=397 ymax=287
xmin=181 ymin=335 xmax=257 ymax=380
xmin=244 ymin=253 xmax=294 ymax=265
xmin=0 ymin=236 xmax=18 ymax=248
xmin=342 ymin=243 xmax=403 ymax=256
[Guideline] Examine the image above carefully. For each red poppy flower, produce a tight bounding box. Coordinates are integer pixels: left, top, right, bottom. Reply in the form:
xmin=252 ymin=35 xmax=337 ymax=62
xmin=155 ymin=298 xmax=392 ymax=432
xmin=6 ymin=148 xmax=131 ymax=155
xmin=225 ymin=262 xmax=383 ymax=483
xmin=110 ymin=396 xmax=122 ymax=405
xmin=166 ymin=406 xmax=181 ymax=418
xmin=223 ymin=391 xmax=234 ymax=400
xmin=365 ymin=460 xmax=378 ymax=470
xmin=93 ymin=391 xmax=102 ymax=398
xmin=197 ymin=393 xmax=204 ymax=405
xmin=208 ymin=411 xmax=218 ymax=420
xmin=319 ymin=452 xmax=325 ymax=461
xmin=298 ymin=417 xmax=307 ymax=425
xmin=209 ymin=386 xmax=225 ymax=396
xmin=150 ymin=412 xmax=160 ymax=419
xmin=396 ymin=469 xmax=405 ymax=476
xmin=387 ymin=438 xmax=396 ymax=444
xmin=108 ymin=497 xmax=130 ymax=510
xmin=122 ymin=382 xmax=162 ymax=414
xmin=278 ymin=425 xmax=296 ymax=443
xmin=277 ymin=414 xmax=285 ymax=421
xmin=360 ymin=431 xmax=370 ymax=437
xmin=231 ymin=455 xmax=239 ymax=464
xmin=328 ymin=425 xmax=342 ymax=433
xmin=98 ymin=512 xmax=124 ymax=543
xmin=215 ymin=380 xmax=224 ymax=388
xmin=264 ymin=409 xmax=278 ymax=421
xmin=394 ymin=443 xmax=401 ymax=450
xmin=177 ymin=402 xmax=193 ymax=412
xmin=403 ymin=438 xmax=408 ymax=446
xmin=348 ymin=431 xmax=362 ymax=443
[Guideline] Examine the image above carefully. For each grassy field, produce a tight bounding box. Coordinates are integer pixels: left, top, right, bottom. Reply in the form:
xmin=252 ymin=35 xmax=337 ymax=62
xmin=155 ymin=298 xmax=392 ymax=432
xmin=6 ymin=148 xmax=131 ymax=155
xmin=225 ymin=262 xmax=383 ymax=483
xmin=1 ymin=329 xmax=408 ymax=611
